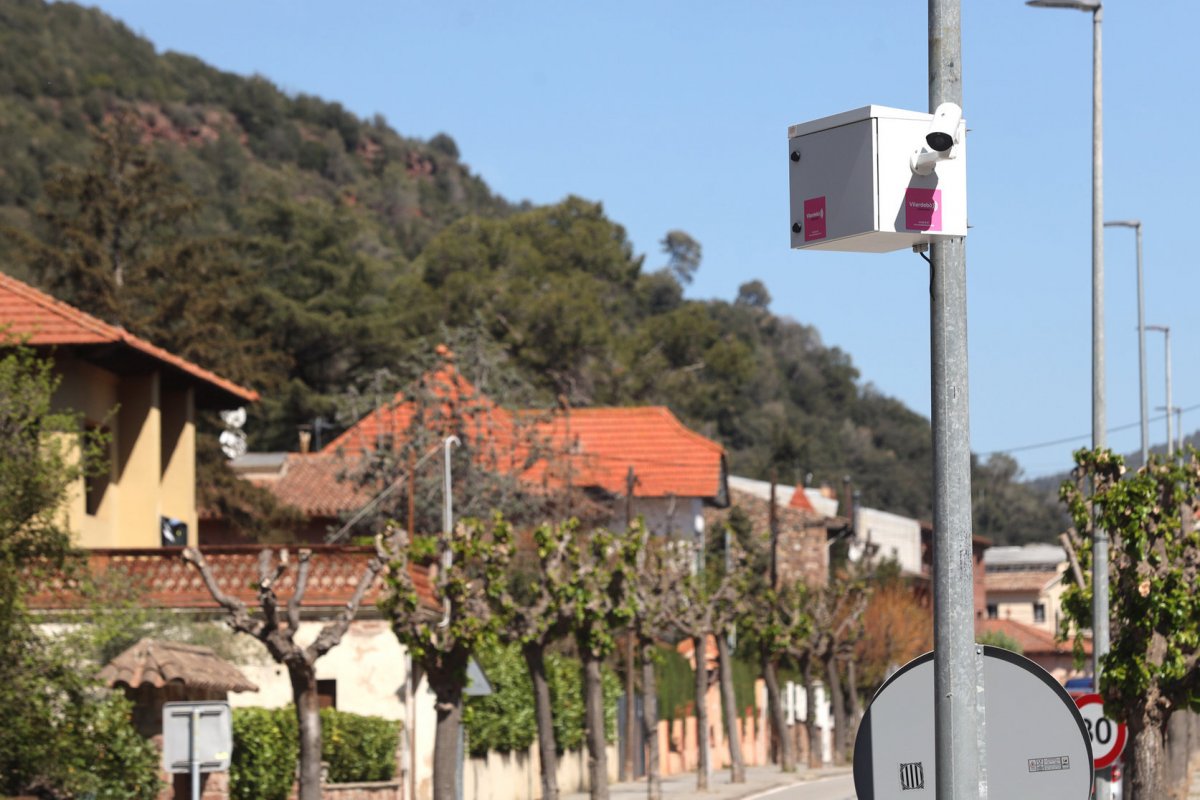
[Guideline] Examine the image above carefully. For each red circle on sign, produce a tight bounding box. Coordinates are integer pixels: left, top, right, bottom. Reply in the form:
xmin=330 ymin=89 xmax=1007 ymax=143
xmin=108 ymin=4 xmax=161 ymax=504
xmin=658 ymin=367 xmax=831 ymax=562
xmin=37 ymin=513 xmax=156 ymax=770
xmin=1074 ymin=693 xmax=1127 ymax=769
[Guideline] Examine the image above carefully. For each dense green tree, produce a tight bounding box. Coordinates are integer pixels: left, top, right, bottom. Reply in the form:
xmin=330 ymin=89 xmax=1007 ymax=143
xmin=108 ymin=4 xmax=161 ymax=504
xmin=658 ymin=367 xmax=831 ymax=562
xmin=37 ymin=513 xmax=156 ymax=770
xmin=0 ymin=343 xmax=160 ymax=798
xmin=1060 ymin=449 xmax=1200 ymax=799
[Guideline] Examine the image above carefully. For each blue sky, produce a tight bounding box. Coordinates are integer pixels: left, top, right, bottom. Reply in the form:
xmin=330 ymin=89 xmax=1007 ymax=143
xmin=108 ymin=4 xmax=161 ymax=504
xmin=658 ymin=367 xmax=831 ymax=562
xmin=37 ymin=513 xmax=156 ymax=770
xmin=85 ymin=0 xmax=1200 ymax=478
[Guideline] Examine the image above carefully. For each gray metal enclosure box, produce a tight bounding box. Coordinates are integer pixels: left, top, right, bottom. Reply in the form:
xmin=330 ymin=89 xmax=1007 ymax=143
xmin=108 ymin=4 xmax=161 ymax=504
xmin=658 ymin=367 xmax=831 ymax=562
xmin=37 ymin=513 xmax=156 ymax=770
xmin=788 ymin=105 xmax=967 ymax=252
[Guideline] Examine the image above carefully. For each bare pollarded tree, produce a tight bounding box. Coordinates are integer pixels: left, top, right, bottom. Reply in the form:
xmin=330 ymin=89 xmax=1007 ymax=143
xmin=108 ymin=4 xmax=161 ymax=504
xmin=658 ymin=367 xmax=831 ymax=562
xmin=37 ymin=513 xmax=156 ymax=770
xmin=182 ymin=547 xmax=385 ymax=800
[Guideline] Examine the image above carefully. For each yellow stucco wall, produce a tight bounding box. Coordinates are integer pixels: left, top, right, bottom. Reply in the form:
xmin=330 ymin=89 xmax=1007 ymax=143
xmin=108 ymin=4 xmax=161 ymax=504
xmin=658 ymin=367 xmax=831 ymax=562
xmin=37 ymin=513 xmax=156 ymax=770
xmin=51 ymin=353 xmax=199 ymax=549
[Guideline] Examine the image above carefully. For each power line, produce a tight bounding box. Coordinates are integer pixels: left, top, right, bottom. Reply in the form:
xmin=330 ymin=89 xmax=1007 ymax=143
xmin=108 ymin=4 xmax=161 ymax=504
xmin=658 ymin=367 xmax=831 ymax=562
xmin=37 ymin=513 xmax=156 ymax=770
xmin=979 ymin=403 xmax=1200 ymax=457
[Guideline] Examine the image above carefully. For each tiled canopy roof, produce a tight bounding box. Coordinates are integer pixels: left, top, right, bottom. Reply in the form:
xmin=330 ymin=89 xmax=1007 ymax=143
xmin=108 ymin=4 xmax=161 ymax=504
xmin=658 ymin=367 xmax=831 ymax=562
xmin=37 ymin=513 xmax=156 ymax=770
xmin=264 ymin=453 xmax=378 ymax=518
xmin=986 ymin=569 xmax=1062 ymax=594
xmin=99 ymin=638 xmax=258 ymax=693
xmin=0 ymin=272 xmax=257 ymax=408
xmin=976 ymin=617 xmax=1091 ymax=657
xmin=322 ymin=364 xmax=726 ymax=502
xmin=27 ymin=546 xmax=439 ymax=613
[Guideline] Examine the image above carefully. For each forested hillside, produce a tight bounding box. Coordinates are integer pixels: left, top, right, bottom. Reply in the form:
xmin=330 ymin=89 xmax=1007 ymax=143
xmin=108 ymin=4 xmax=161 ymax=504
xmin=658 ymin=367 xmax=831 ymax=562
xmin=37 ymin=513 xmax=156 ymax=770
xmin=0 ymin=0 xmax=1065 ymax=543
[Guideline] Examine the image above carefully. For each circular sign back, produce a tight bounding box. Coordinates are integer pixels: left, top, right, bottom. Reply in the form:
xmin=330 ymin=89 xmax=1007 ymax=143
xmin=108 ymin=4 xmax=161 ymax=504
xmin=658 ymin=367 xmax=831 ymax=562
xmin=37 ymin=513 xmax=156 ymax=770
xmin=1073 ymin=693 xmax=1127 ymax=769
xmin=853 ymin=646 xmax=1093 ymax=799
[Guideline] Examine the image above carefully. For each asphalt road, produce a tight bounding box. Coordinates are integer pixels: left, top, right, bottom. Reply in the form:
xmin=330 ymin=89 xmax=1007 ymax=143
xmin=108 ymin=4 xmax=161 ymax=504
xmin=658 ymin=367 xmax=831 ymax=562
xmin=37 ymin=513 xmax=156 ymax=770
xmin=750 ymin=773 xmax=856 ymax=800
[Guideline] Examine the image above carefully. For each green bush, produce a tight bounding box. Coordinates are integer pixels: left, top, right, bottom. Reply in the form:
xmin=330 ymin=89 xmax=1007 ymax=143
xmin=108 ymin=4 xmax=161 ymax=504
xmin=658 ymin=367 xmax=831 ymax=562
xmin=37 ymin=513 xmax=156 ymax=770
xmin=466 ymin=642 xmax=621 ymax=756
xmin=320 ymin=708 xmax=399 ymax=783
xmin=231 ymin=707 xmax=297 ymax=800
xmin=232 ymin=705 xmax=400 ymax=795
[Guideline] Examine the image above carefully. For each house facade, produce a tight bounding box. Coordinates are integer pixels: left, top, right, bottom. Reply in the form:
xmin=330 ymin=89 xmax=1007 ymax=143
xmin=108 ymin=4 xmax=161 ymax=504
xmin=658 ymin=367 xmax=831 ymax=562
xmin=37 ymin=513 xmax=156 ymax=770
xmin=0 ymin=272 xmax=257 ymax=548
xmin=983 ymin=543 xmax=1069 ymax=634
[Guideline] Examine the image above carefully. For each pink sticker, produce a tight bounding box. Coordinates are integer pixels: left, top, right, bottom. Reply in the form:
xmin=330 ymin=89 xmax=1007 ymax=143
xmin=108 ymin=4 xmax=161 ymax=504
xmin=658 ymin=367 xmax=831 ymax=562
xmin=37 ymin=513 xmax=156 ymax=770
xmin=905 ymin=188 xmax=942 ymax=232
xmin=804 ymin=196 xmax=826 ymax=241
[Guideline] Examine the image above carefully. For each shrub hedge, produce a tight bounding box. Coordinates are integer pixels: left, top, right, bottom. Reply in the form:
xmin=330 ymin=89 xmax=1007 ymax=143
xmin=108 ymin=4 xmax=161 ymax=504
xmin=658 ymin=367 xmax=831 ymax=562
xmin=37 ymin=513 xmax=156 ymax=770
xmin=231 ymin=706 xmax=400 ymax=800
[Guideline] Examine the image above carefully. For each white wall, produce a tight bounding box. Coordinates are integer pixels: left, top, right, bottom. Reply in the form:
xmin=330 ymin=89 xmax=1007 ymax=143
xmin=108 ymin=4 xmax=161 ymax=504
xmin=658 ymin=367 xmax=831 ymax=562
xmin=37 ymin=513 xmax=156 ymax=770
xmin=854 ymin=507 xmax=922 ymax=575
xmin=614 ymin=496 xmax=705 ymax=538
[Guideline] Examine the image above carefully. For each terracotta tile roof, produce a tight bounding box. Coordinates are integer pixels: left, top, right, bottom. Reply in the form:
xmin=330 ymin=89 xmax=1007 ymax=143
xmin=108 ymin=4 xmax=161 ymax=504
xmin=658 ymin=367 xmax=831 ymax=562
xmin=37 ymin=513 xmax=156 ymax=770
xmin=98 ymin=638 xmax=258 ymax=693
xmin=323 ymin=364 xmax=726 ymax=501
xmin=256 ymin=453 xmax=378 ymax=518
xmin=985 ymin=569 xmax=1062 ymax=593
xmin=533 ymin=407 xmax=726 ymax=498
xmin=26 ymin=546 xmax=439 ymax=613
xmin=976 ymin=617 xmax=1091 ymax=657
xmin=788 ymin=485 xmax=817 ymax=513
xmin=0 ymin=271 xmax=257 ymax=408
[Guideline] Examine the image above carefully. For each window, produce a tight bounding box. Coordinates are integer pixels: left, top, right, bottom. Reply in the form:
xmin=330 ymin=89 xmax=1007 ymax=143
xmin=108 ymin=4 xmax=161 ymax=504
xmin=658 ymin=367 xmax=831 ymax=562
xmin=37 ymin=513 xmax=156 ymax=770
xmin=317 ymin=679 xmax=337 ymax=709
xmin=986 ymin=603 xmax=998 ymax=620
xmin=1033 ymin=603 xmax=1046 ymax=624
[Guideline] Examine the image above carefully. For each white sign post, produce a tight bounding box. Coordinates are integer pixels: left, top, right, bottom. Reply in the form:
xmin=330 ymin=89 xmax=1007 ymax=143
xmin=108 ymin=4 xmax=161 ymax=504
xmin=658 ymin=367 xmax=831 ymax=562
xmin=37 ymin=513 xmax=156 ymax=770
xmin=1074 ymin=693 xmax=1127 ymax=771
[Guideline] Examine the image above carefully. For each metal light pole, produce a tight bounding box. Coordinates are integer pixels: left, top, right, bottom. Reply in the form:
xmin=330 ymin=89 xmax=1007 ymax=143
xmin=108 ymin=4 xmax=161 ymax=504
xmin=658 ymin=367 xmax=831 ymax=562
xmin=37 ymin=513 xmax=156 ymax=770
xmin=1027 ymin=2 xmax=1107 ymax=797
xmin=1148 ymin=325 xmax=1173 ymax=457
xmin=1105 ymin=219 xmax=1147 ymax=465
xmin=929 ymin=2 xmax=981 ymax=798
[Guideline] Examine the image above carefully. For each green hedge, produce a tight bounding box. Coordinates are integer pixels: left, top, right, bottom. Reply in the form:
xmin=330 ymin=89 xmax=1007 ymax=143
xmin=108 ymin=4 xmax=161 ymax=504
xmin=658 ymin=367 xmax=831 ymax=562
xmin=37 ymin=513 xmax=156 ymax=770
xmin=231 ymin=707 xmax=297 ymax=800
xmin=320 ymin=707 xmax=399 ymax=783
xmin=231 ymin=706 xmax=400 ymax=800
xmin=465 ymin=642 xmax=620 ymax=757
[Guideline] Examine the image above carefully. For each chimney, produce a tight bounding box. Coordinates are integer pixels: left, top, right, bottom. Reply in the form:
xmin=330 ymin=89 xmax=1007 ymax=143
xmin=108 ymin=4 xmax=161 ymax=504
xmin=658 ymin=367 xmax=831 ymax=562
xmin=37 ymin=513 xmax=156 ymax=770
xmin=298 ymin=429 xmax=312 ymax=454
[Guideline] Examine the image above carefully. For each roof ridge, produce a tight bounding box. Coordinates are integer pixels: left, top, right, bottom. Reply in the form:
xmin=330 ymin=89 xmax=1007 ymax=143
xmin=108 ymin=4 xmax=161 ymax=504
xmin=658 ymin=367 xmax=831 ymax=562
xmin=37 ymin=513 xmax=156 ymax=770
xmin=0 ymin=271 xmax=118 ymax=341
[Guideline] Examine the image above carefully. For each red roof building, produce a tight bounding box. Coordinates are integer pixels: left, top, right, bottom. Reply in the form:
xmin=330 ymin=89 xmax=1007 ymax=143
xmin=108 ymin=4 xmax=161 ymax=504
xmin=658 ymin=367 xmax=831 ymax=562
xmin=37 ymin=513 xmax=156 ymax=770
xmin=0 ymin=272 xmax=257 ymax=549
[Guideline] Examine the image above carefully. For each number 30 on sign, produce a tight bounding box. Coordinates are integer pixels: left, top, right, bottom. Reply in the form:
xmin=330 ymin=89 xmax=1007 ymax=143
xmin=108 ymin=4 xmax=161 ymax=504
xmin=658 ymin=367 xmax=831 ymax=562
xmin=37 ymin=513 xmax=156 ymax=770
xmin=1074 ymin=693 xmax=1127 ymax=770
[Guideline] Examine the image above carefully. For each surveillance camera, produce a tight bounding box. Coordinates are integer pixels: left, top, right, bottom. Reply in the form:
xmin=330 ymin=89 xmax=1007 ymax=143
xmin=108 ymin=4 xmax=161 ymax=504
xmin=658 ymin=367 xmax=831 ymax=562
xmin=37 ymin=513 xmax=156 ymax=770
xmin=910 ymin=102 xmax=963 ymax=176
xmin=925 ymin=102 xmax=962 ymax=152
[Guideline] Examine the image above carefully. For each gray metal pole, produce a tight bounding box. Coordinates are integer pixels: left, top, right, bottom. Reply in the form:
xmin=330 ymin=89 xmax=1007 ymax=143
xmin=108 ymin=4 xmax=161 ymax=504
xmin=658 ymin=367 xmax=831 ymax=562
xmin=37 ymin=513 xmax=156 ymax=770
xmin=1089 ymin=11 xmax=1111 ymax=800
xmin=1105 ymin=219 xmax=1147 ymax=465
xmin=1165 ymin=327 xmax=1173 ymax=458
xmin=190 ymin=709 xmax=201 ymax=800
xmin=929 ymin=2 xmax=981 ymax=798
xmin=1149 ymin=325 xmax=1172 ymax=458
xmin=1135 ymin=223 xmax=1146 ymax=465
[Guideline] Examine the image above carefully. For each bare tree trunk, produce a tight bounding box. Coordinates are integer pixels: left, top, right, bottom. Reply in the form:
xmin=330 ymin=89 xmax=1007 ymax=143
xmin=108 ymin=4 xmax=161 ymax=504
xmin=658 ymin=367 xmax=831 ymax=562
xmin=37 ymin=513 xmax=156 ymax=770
xmin=715 ymin=633 xmax=745 ymax=782
xmin=803 ymin=658 xmax=821 ymax=769
xmin=584 ymin=654 xmax=610 ymax=800
xmin=825 ymin=655 xmax=846 ymax=765
xmin=640 ymin=636 xmax=661 ymax=800
xmin=432 ymin=678 xmax=463 ymax=800
xmin=846 ymin=658 xmax=861 ymax=750
xmin=523 ymin=642 xmax=559 ymax=800
xmin=290 ymin=660 xmax=323 ymax=800
xmin=624 ymin=634 xmax=636 ymax=781
xmin=1129 ymin=712 xmax=1167 ymax=800
xmin=762 ymin=652 xmax=794 ymax=772
xmin=693 ymin=635 xmax=710 ymax=790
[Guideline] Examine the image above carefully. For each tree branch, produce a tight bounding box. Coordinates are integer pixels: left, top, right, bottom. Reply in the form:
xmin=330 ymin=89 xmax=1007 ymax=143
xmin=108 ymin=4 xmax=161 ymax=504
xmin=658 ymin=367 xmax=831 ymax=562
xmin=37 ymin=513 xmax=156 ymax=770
xmin=307 ymin=549 xmax=387 ymax=662
xmin=288 ymin=549 xmax=313 ymax=631
xmin=182 ymin=547 xmax=263 ymax=638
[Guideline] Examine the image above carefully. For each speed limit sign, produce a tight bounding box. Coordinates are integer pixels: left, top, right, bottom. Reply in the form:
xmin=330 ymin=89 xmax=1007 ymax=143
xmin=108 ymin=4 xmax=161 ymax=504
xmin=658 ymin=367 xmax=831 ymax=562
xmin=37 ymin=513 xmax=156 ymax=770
xmin=1074 ymin=693 xmax=1126 ymax=769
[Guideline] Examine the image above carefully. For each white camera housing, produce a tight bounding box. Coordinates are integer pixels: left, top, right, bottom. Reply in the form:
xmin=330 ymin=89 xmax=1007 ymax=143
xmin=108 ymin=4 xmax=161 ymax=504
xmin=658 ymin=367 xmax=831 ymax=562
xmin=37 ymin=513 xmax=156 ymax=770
xmin=911 ymin=102 xmax=964 ymax=175
xmin=788 ymin=104 xmax=968 ymax=252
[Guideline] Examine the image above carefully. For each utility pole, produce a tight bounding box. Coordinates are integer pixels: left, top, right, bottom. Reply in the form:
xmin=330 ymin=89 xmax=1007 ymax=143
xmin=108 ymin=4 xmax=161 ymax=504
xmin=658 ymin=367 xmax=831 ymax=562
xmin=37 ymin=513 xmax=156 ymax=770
xmin=928 ymin=2 xmax=982 ymax=798
xmin=623 ymin=467 xmax=637 ymax=783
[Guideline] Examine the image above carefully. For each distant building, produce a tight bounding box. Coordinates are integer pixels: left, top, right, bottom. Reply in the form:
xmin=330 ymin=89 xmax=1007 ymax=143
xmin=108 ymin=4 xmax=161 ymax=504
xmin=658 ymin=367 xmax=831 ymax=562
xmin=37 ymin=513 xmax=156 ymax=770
xmin=0 ymin=272 xmax=256 ymax=548
xmin=217 ymin=353 xmax=729 ymax=543
xmin=983 ymin=543 xmax=1069 ymax=634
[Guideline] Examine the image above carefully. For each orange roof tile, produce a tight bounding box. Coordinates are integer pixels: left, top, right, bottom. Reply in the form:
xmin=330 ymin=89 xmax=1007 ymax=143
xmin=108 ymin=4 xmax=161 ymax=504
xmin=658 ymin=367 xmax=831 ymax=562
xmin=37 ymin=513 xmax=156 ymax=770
xmin=255 ymin=453 xmax=378 ymax=518
xmin=99 ymin=638 xmax=258 ymax=693
xmin=532 ymin=407 xmax=725 ymax=498
xmin=986 ymin=569 xmax=1062 ymax=594
xmin=26 ymin=546 xmax=440 ymax=613
xmin=976 ymin=617 xmax=1090 ymax=657
xmin=0 ymin=271 xmax=257 ymax=408
xmin=788 ymin=485 xmax=816 ymax=513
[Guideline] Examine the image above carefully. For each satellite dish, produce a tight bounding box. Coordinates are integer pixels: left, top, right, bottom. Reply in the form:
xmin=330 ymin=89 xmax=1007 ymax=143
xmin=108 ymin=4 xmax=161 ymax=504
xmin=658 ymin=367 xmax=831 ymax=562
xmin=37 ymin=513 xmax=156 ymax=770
xmin=219 ymin=429 xmax=247 ymax=460
xmin=220 ymin=407 xmax=247 ymax=429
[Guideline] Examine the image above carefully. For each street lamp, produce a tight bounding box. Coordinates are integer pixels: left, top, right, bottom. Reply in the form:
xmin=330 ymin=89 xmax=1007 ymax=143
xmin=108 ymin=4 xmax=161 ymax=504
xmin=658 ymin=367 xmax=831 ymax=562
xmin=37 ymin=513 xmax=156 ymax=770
xmin=1148 ymin=324 xmax=1173 ymax=458
xmin=1027 ymin=3 xmax=1109 ymax=798
xmin=1105 ymin=219 xmax=1147 ymax=466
